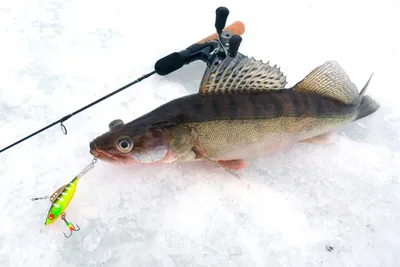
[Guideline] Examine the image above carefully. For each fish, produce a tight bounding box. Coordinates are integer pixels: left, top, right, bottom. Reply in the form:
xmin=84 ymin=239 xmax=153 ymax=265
xmin=89 ymin=53 xmax=380 ymax=173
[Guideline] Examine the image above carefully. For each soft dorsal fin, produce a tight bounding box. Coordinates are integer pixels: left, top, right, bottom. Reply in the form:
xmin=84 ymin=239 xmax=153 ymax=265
xmin=198 ymin=53 xmax=287 ymax=95
xmin=293 ymin=61 xmax=359 ymax=104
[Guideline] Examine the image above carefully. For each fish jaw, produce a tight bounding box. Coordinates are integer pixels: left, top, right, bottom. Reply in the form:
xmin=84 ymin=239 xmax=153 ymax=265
xmin=89 ymin=145 xmax=138 ymax=165
xmin=90 ymin=123 xmax=197 ymax=165
xmin=89 ymin=126 xmax=197 ymax=165
xmin=89 ymin=143 xmax=176 ymax=165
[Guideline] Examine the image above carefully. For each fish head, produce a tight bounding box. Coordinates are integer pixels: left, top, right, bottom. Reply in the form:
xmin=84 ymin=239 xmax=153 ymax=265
xmin=89 ymin=119 xmax=170 ymax=165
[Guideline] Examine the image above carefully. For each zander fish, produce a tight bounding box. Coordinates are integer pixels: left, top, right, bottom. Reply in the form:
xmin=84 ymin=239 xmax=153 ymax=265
xmin=89 ymin=53 xmax=380 ymax=173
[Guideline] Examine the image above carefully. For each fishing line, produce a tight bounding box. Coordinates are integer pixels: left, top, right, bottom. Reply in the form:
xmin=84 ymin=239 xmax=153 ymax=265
xmin=0 ymin=71 xmax=156 ymax=154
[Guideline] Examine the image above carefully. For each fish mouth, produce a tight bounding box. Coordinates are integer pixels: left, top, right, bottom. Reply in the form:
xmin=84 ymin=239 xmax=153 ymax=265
xmin=89 ymin=144 xmax=173 ymax=166
xmin=89 ymin=137 xmax=173 ymax=165
xmin=89 ymin=142 xmax=137 ymax=165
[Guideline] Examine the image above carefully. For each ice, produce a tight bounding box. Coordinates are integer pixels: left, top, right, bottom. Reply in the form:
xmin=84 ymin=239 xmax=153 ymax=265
xmin=0 ymin=0 xmax=399 ymax=266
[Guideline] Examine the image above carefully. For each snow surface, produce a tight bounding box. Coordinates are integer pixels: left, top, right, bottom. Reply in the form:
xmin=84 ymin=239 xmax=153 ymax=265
xmin=0 ymin=0 xmax=399 ymax=266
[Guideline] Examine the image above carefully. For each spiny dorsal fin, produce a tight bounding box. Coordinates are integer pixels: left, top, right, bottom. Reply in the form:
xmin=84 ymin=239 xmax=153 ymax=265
xmin=198 ymin=53 xmax=287 ymax=95
xmin=293 ymin=61 xmax=359 ymax=104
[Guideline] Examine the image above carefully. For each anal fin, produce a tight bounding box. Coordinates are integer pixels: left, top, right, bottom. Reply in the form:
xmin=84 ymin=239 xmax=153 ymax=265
xmin=300 ymin=132 xmax=335 ymax=144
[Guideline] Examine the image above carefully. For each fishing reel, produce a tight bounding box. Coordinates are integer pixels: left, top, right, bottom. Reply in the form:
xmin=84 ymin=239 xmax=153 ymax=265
xmin=154 ymin=6 xmax=243 ymax=75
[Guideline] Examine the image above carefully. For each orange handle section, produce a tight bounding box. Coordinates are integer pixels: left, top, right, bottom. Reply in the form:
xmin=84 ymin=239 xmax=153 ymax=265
xmin=196 ymin=21 xmax=245 ymax=44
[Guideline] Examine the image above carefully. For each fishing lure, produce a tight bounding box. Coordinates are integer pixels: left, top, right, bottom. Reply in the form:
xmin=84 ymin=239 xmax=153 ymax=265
xmin=32 ymin=157 xmax=97 ymax=238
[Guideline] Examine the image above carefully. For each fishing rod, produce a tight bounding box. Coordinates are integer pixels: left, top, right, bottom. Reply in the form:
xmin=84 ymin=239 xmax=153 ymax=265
xmin=0 ymin=6 xmax=245 ymax=155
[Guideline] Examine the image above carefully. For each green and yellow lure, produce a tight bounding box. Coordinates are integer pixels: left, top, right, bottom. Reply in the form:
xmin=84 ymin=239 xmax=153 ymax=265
xmin=45 ymin=177 xmax=79 ymax=225
xmin=32 ymin=157 xmax=97 ymax=238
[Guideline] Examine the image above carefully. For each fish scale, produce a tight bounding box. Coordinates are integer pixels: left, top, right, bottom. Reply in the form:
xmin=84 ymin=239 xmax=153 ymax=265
xmin=184 ymin=117 xmax=345 ymax=160
xmin=89 ymin=57 xmax=379 ymax=171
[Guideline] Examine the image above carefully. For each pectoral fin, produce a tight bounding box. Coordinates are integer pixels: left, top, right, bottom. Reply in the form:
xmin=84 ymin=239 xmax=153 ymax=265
xmin=192 ymin=148 xmax=241 ymax=179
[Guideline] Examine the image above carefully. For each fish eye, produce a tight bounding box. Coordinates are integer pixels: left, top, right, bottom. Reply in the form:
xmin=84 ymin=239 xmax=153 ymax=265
xmin=116 ymin=136 xmax=133 ymax=153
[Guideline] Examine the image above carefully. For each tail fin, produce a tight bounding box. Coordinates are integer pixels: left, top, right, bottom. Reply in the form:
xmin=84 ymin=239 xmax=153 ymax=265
xmin=355 ymin=95 xmax=380 ymax=121
xmin=354 ymin=73 xmax=380 ymax=121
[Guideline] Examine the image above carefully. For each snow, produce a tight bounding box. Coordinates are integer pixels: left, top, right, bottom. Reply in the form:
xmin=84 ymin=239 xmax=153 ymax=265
xmin=0 ymin=0 xmax=399 ymax=266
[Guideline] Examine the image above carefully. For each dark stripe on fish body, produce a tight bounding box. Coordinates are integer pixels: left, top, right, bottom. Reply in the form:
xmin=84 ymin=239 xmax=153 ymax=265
xmin=198 ymin=95 xmax=211 ymax=119
xmin=248 ymin=93 xmax=261 ymax=118
xmin=319 ymin=96 xmax=330 ymax=116
xmin=290 ymin=92 xmax=301 ymax=118
xmin=304 ymin=93 xmax=346 ymax=118
xmin=281 ymin=92 xmax=295 ymax=118
xmin=249 ymin=94 xmax=258 ymax=117
xmin=308 ymin=94 xmax=319 ymax=117
xmin=302 ymin=92 xmax=311 ymax=118
xmin=308 ymin=94 xmax=322 ymax=117
xmin=327 ymin=96 xmax=344 ymax=116
xmin=259 ymin=93 xmax=275 ymax=119
xmin=321 ymin=94 xmax=342 ymax=117
xmin=173 ymin=99 xmax=185 ymax=122
xmin=227 ymin=94 xmax=238 ymax=119
xmin=298 ymin=93 xmax=307 ymax=117
xmin=206 ymin=95 xmax=217 ymax=119
xmin=183 ymin=96 xmax=197 ymax=124
xmin=315 ymin=95 xmax=325 ymax=117
xmin=192 ymin=101 xmax=204 ymax=117
xmin=325 ymin=97 xmax=340 ymax=115
xmin=211 ymin=96 xmax=221 ymax=118
xmin=239 ymin=94 xmax=252 ymax=118
xmin=269 ymin=93 xmax=284 ymax=118
xmin=318 ymin=93 xmax=330 ymax=116
xmin=254 ymin=93 xmax=271 ymax=118
xmin=300 ymin=92 xmax=311 ymax=118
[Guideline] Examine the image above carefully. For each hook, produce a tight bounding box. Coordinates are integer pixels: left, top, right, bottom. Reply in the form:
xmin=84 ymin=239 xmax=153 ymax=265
xmin=60 ymin=212 xmax=80 ymax=238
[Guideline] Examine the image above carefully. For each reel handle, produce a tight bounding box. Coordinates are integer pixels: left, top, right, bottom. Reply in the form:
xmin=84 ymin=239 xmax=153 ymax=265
xmin=196 ymin=21 xmax=245 ymax=45
xmin=228 ymin=35 xmax=243 ymax=57
xmin=215 ymin=7 xmax=230 ymax=35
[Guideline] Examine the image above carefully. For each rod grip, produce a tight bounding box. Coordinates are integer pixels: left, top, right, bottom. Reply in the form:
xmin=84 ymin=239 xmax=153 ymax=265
xmin=196 ymin=21 xmax=245 ymax=44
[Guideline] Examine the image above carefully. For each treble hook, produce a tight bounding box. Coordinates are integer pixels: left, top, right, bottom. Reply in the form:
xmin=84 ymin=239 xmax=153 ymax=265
xmin=60 ymin=212 xmax=80 ymax=238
